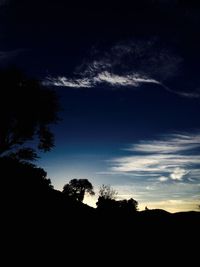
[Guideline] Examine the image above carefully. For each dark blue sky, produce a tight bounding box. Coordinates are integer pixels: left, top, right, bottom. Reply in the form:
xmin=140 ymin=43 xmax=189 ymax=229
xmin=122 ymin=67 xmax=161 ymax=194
xmin=1 ymin=0 xmax=200 ymax=211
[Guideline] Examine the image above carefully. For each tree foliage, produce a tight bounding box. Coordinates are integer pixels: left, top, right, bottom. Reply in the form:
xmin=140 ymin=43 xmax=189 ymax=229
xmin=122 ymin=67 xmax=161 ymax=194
xmin=1 ymin=156 xmax=53 ymax=196
xmin=96 ymin=184 xmax=118 ymax=209
xmin=97 ymin=184 xmax=138 ymax=213
xmin=98 ymin=184 xmax=118 ymax=200
xmin=0 ymin=68 xmax=59 ymax=160
xmin=117 ymin=198 xmax=138 ymax=213
xmin=62 ymin=179 xmax=95 ymax=202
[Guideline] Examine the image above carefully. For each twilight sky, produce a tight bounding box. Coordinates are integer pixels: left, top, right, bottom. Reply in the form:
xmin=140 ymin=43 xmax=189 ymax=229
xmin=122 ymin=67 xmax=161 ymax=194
xmin=1 ymin=0 xmax=200 ymax=211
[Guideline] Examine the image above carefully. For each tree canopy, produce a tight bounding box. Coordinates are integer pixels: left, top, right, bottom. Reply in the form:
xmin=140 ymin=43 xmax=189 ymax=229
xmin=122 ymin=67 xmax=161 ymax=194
xmin=96 ymin=184 xmax=118 ymax=210
xmin=96 ymin=184 xmax=138 ymax=213
xmin=98 ymin=184 xmax=118 ymax=200
xmin=62 ymin=179 xmax=95 ymax=202
xmin=0 ymin=68 xmax=59 ymax=160
xmin=0 ymin=156 xmax=53 ymax=199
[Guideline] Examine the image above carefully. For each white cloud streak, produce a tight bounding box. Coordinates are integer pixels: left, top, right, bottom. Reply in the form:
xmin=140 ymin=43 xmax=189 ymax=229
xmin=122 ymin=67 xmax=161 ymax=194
xmin=45 ymin=76 xmax=92 ymax=88
xmin=128 ymin=133 xmax=200 ymax=154
xmin=110 ymin=132 xmax=200 ymax=182
xmin=44 ymin=40 xmax=200 ymax=98
xmin=44 ymin=71 xmax=160 ymax=89
xmin=95 ymin=71 xmax=160 ymax=86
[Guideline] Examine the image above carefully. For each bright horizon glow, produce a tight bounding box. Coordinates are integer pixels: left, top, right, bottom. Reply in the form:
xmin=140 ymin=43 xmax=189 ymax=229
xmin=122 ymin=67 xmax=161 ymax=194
xmin=48 ymin=178 xmax=200 ymax=213
xmin=51 ymin=181 xmax=199 ymax=213
xmin=83 ymin=195 xmax=199 ymax=213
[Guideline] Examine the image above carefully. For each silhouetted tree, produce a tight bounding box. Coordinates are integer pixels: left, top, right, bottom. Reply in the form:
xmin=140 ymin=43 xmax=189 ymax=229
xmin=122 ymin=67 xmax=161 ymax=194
xmin=0 ymin=68 xmax=59 ymax=160
xmin=0 ymin=156 xmax=53 ymax=208
xmin=98 ymin=184 xmax=118 ymax=200
xmin=62 ymin=179 xmax=95 ymax=202
xmin=117 ymin=198 xmax=138 ymax=213
xmin=97 ymin=185 xmax=138 ymax=214
xmin=96 ymin=185 xmax=118 ymax=209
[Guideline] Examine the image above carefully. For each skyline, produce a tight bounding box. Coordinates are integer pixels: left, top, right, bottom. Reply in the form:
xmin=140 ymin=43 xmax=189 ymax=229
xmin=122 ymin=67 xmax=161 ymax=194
xmin=1 ymin=0 xmax=200 ymax=212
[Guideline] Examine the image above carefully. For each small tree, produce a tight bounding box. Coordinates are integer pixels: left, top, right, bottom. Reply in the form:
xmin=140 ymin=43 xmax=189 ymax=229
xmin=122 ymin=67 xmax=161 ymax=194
xmin=62 ymin=179 xmax=95 ymax=202
xmin=98 ymin=184 xmax=118 ymax=200
xmin=117 ymin=198 xmax=138 ymax=213
xmin=97 ymin=185 xmax=138 ymax=214
xmin=96 ymin=184 xmax=118 ymax=209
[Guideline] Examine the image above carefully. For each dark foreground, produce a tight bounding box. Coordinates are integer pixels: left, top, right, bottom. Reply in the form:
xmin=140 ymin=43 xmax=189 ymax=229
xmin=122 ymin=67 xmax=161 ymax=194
xmin=2 ymin=157 xmax=199 ymax=261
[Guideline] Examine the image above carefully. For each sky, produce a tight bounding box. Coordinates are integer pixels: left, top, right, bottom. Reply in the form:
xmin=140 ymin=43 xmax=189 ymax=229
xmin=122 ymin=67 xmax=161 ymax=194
xmin=1 ymin=0 xmax=200 ymax=212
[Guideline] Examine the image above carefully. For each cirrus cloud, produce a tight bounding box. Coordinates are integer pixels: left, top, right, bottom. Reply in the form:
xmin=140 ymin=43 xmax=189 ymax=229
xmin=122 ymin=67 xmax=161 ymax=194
xmin=110 ymin=132 xmax=200 ymax=182
xmin=44 ymin=39 xmax=200 ymax=98
xmin=44 ymin=71 xmax=160 ymax=88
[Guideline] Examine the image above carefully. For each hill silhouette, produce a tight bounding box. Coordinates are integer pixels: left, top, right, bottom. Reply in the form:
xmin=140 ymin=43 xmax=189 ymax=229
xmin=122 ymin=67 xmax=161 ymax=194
xmin=3 ymin=155 xmax=199 ymax=229
xmin=2 ymin=156 xmax=199 ymax=263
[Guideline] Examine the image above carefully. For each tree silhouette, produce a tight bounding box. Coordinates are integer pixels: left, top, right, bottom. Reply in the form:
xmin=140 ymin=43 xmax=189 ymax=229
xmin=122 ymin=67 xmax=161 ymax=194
xmin=0 ymin=68 xmax=59 ymax=160
xmin=96 ymin=184 xmax=118 ymax=209
xmin=0 ymin=156 xmax=53 ymax=208
xmin=98 ymin=184 xmax=118 ymax=200
xmin=117 ymin=198 xmax=138 ymax=213
xmin=97 ymin=185 xmax=138 ymax=214
xmin=62 ymin=179 xmax=95 ymax=202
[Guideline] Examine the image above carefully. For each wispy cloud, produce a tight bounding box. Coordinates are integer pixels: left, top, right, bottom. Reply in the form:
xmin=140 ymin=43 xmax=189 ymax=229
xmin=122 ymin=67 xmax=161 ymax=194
xmin=128 ymin=133 xmax=200 ymax=154
xmin=0 ymin=50 xmax=17 ymax=60
xmin=170 ymin=167 xmax=189 ymax=181
xmin=44 ymin=39 xmax=200 ymax=98
xmin=174 ymin=91 xmax=200 ymax=98
xmin=45 ymin=76 xmax=92 ymax=88
xmin=95 ymin=133 xmax=200 ymax=211
xmin=110 ymin=132 xmax=200 ymax=182
xmin=94 ymin=71 xmax=160 ymax=86
xmin=45 ymin=71 xmax=160 ymax=88
xmin=0 ymin=49 xmax=23 ymax=65
xmin=158 ymin=176 xmax=169 ymax=182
